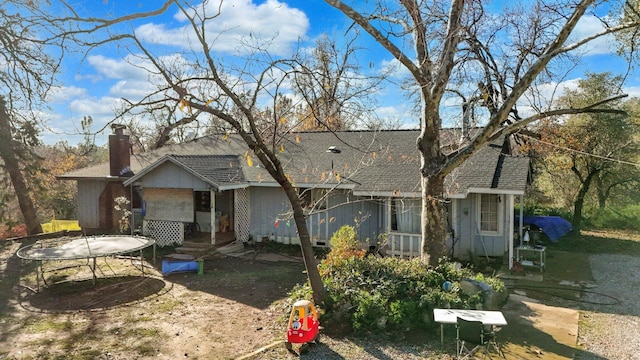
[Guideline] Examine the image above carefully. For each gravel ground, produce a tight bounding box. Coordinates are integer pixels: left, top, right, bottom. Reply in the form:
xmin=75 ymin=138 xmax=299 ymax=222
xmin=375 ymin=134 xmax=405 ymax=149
xmin=248 ymin=336 xmax=452 ymax=360
xmin=576 ymin=254 xmax=640 ymax=360
xmin=252 ymin=253 xmax=640 ymax=360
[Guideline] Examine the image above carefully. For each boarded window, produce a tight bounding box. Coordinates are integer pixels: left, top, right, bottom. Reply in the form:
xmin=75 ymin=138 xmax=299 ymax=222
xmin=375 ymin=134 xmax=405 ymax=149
xmin=143 ymin=188 xmax=193 ymax=222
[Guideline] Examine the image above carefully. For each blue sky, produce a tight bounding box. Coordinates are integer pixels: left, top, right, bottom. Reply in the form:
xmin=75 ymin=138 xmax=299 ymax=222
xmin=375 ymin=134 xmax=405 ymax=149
xmin=38 ymin=0 xmax=640 ymax=146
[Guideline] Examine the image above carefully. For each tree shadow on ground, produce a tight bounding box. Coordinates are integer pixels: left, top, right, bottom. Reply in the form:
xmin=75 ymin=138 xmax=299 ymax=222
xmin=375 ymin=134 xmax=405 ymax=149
xmin=156 ymin=254 xmax=308 ymax=310
xmin=23 ymin=276 xmax=169 ymax=312
xmin=0 ymin=238 xmax=38 ymax=314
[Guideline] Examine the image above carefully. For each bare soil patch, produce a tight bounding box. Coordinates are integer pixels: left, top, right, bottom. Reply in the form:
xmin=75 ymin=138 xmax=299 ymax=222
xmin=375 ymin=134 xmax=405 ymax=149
xmin=4 ymin=230 xmax=630 ymax=359
xmin=0 ymin=238 xmax=308 ymax=360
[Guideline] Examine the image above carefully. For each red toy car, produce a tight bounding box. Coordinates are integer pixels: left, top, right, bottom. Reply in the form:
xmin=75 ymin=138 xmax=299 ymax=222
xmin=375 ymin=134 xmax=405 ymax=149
xmin=285 ymin=299 xmax=320 ymax=352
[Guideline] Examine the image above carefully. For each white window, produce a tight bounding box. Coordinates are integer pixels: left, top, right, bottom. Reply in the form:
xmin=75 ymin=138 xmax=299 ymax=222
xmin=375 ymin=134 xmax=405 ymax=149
xmin=479 ymin=194 xmax=501 ymax=235
xmin=391 ymin=199 xmax=421 ymax=233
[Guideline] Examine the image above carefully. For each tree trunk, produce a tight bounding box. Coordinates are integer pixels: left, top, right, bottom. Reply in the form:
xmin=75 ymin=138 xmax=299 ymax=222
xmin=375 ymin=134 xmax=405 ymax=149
xmin=421 ymin=173 xmax=448 ymax=266
xmin=0 ymin=97 xmax=42 ymax=235
xmin=418 ymin=99 xmax=448 ymax=267
xmin=572 ymin=170 xmax=598 ymax=229
xmin=280 ymin=175 xmax=327 ymax=305
xmin=595 ymin=176 xmax=607 ymax=209
xmin=292 ymin=206 xmax=327 ymax=305
xmin=572 ymin=187 xmax=586 ymax=229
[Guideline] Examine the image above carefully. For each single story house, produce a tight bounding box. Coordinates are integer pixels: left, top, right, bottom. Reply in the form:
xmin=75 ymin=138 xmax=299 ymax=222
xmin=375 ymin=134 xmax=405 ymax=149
xmin=59 ymin=127 xmax=530 ymax=268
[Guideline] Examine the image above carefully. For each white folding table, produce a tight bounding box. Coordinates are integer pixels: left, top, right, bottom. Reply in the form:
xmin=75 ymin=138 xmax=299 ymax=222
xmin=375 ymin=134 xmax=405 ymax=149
xmin=433 ymin=308 xmax=508 ymax=345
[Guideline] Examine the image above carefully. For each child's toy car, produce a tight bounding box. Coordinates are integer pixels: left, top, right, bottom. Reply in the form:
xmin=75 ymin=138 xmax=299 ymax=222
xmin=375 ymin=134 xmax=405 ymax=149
xmin=285 ymin=299 xmax=319 ymax=352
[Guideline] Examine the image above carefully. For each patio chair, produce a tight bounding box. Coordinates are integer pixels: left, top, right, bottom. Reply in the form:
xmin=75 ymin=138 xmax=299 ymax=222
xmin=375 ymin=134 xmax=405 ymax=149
xmin=456 ymin=317 xmax=495 ymax=359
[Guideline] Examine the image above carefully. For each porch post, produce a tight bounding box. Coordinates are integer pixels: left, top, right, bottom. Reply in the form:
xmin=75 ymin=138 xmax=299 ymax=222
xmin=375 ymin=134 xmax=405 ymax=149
xmin=386 ymin=197 xmax=392 ymax=234
xmin=508 ymin=194 xmax=515 ymax=270
xmin=451 ymin=200 xmax=458 ymax=257
xmin=210 ymin=189 xmax=216 ymax=245
xmin=519 ymin=195 xmax=524 ymax=243
xmin=386 ymin=197 xmax=393 ymax=256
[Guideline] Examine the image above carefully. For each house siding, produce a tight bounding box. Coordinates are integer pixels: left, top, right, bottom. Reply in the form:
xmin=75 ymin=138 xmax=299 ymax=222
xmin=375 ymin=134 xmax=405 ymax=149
xmin=77 ymin=179 xmax=105 ymax=229
xmin=320 ymin=191 xmax=380 ymax=245
xmin=248 ymin=187 xmax=380 ymax=246
xmin=249 ymin=187 xmax=293 ymax=242
xmin=140 ymin=162 xmax=210 ymax=190
xmin=453 ymin=194 xmax=511 ymax=258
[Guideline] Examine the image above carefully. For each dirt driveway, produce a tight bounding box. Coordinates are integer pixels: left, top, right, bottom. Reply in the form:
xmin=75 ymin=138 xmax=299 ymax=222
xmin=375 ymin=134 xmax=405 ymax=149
xmin=0 ymin=238 xmax=308 ymax=359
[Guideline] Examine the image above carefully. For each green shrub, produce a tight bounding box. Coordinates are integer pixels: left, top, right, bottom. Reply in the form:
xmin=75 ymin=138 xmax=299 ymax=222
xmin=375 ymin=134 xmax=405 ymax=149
xmin=516 ymin=202 xmax=572 ymax=219
xmin=321 ymin=225 xmax=366 ymax=271
xmin=584 ymin=206 xmax=640 ymax=231
xmin=318 ymin=255 xmax=504 ymax=334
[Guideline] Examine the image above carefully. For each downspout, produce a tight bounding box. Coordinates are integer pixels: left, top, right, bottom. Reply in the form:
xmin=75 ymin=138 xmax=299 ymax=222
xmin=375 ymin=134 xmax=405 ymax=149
xmin=519 ymin=195 xmax=524 ymax=245
xmin=508 ymin=195 xmax=514 ymax=270
xmin=451 ymin=200 xmax=458 ymax=257
xmin=210 ymin=189 xmax=216 ymax=245
xmin=386 ymin=197 xmax=392 ymax=239
xmin=130 ymin=183 xmax=134 ymax=235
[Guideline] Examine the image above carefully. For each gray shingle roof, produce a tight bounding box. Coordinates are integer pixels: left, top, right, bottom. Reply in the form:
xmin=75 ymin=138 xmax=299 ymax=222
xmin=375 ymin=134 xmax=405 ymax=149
xmin=60 ymin=129 xmax=529 ymax=197
xmin=170 ymin=155 xmax=247 ymax=187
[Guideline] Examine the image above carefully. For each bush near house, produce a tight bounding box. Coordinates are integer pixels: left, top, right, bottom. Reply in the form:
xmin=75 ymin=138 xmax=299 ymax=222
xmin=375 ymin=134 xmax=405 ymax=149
xmin=289 ymin=225 xmax=505 ymax=335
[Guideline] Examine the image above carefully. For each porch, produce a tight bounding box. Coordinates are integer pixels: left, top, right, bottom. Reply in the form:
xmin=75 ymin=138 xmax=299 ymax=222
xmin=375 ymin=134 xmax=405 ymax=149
xmin=141 ymin=219 xmax=237 ymax=247
xmin=184 ymin=231 xmax=236 ymax=248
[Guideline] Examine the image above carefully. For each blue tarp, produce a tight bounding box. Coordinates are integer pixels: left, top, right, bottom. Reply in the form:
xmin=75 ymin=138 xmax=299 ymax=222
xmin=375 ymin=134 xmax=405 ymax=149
xmin=515 ymin=216 xmax=573 ymax=242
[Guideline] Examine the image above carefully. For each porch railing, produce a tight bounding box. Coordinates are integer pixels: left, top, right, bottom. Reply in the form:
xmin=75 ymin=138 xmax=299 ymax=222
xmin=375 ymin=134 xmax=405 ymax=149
xmin=384 ymin=231 xmax=421 ymax=259
xmin=384 ymin=232 xmax=456 ymax=259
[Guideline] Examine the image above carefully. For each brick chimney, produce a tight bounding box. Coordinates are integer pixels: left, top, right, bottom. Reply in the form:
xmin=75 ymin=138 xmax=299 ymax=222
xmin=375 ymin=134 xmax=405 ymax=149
xmin=109 ymin=124 xmax=131 ymax=177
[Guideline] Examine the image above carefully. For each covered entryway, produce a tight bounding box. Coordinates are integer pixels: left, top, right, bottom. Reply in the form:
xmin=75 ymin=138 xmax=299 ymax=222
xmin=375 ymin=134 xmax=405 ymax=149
xmin=123 ymin=154 xmax=250 ymax=247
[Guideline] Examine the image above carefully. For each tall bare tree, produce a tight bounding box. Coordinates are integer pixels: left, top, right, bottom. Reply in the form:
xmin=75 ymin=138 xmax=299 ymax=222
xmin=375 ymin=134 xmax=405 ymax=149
xmin=0 ymin=97 xmax=42 ymax=234
xmin=0 ymin=1 xmax=68 ymax=234
xmin=48 ymin=0 xmax=396 ymax=303
xmin=46 ymin=0 xmax=383 ymax=304
xmin=291 ymin=34 xmax=382 ymax=131
xmin=129 ymin=5 xmax=330 ymax=303
xmin=326 ymin=0 xmax=640 ymax=265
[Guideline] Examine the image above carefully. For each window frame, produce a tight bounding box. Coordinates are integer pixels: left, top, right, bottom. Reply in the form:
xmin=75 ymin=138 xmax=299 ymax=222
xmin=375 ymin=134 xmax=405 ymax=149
xmin=299 ymin=188 xmax=328 ymax=212
xmin=477 ymin=193 xmax=503 ymax=236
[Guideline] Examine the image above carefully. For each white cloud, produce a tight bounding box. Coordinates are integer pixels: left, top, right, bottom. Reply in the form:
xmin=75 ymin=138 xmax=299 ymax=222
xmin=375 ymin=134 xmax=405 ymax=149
xmin=85 ymin=54 xmax=168 ymax=99
xmin=46 ymin=86 xmax=88 ymax=103
xmin=88 ymin=54 xmax=152 ymax=80
xmin=135 ymin=0 xmax=309 ymax=56
xmin=622 ymin=85 xmax=640 ymax=98
xmin=108 ymin=79 xmax=157 ymax=99
xmin=569 ymin=15 xmax=617 ymax=56
xmin=375 ymin=106 xmax=401 ymax=118
xmin=68 ymin=96 xmax=122 ymax=117
xmin=534 ymin=78 xmax=581 ymax=103
xmin=379 ymin=58 xmax=410 ymax=80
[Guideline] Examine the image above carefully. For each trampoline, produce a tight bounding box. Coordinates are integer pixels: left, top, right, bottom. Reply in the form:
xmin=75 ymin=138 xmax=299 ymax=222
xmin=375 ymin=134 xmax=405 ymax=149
xmin=17 ymin=235 xmax=156 ymax=291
